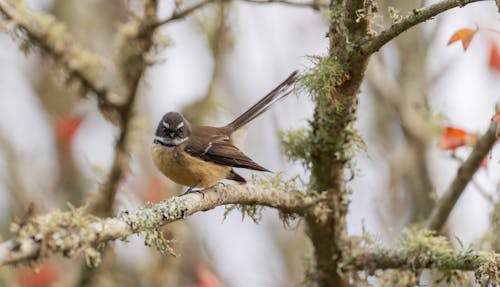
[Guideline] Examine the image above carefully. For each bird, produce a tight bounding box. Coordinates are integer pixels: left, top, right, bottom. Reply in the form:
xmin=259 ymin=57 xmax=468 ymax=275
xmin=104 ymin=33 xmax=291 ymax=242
xmin=151 ymin=71 xmax=298 ymax=195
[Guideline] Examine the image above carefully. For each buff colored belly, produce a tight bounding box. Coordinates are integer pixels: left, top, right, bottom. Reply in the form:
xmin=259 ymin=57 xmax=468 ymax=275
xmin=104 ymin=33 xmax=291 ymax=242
xmin=151 ymin=144 xmax=231 ymax=188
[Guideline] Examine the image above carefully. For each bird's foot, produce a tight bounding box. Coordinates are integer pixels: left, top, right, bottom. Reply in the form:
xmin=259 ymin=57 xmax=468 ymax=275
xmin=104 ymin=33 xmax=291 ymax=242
xmin=179 ymin=184 xmax=205 ymax=199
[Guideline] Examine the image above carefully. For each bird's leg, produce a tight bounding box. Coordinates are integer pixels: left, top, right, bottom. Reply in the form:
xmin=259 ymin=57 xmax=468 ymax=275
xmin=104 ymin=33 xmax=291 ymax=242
xmin=179 ymin=181 xmax=204 ymax=198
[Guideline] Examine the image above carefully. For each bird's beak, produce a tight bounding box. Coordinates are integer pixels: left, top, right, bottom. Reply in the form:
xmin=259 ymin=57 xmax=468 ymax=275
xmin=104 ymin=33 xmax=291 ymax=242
xmin=153 ymin=136 xmax=187 ymax=147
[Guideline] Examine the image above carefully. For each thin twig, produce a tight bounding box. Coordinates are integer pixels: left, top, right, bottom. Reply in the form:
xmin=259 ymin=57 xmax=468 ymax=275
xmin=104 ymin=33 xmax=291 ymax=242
xmin=427 ymin=121 xmax=498 ymax=231
xmin=359 ymin=0 xmax=489 ymax=55
xmin=155 ymin=0 xmax=326 ymax=27
xmin=238 ymin=0 xmax=327 ymax=9
xmin=155 ymin=0 xmax=216 ymax=26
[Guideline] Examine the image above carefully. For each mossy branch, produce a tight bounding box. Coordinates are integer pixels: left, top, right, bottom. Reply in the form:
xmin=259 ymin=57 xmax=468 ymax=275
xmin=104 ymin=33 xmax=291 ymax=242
xmin=238 ymin=0 xmax=328 ymax=9
xmin=343 ymin=228 xmax=499 ymax=285
xmin=427 ymin=121 xmax=498 ymax=231
xmin=359 ymin=0 xmax=488 ymax=55
xmin=0 ymin=184 xmax=312 ymax=266
xmin=0 ymin=0 xmax=115 ymax=113
xmin=344 ymin=249 xmax=499 ymax=284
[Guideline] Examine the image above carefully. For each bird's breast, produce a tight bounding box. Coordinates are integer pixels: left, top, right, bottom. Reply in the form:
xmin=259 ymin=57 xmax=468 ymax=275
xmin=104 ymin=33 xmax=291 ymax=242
xmin=151 ymin=144 xmax=231 ymax=188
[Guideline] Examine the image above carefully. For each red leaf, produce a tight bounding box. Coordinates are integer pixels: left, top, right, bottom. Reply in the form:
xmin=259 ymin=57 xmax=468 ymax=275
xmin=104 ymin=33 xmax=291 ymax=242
xmin=447 ymin=28 xmax=478 ymax=51
xmin=439 ymin=127 xmax=476 ymax=151
xmin=488 ymin=42 xmax=500 ymax=73
xmin=55 ymin=114 xmax=83 ymax=147
xmin=17 ymin=264 xmax=59 ymax=287
xmin=184 ymin=266 xmax=223 ymax=287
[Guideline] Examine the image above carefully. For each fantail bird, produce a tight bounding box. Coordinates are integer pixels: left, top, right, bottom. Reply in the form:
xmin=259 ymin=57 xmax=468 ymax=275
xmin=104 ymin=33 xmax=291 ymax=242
xmin=151 ymin=71 xmax=298 ymax=194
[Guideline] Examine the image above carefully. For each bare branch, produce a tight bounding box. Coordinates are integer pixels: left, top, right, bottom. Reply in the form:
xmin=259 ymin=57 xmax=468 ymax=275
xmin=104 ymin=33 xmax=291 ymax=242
xmin=359 ymin=0 xmax=489 ymax=55
xmin=155 ymin=0 xmax=326 ymax=27
xmin=427 ymin=121 xmax=498 ymax=231
xmin=0 ymin=1 xmax=115 ymax=111
xmin=87 ymin=1 xmax=161 ymax=215
xmin=0 ymin=184 xmax=312 ymax=266
xmin=155 ymin=0 xmax=216 ymax=27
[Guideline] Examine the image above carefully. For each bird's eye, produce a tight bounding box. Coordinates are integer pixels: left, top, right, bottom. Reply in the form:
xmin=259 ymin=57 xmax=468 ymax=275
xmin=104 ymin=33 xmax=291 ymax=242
xmin=162 ymin=127 xmax=168 ymax=133
xmin=178 ymin=127 xmax=184 ymax=134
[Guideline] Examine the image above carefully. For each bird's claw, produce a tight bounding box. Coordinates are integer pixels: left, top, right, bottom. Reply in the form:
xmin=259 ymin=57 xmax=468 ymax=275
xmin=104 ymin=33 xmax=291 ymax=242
xmin=179 ymin=188 xmax=205 ymax=199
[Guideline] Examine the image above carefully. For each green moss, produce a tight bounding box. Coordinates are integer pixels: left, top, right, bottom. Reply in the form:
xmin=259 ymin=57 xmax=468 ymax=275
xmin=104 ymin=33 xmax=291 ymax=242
xmin=142 ymin=229 xmax=176 ymax=257
xmin=252 ymin=172 xmax=304 ymax=191
xmin=279 ymin=128 xmax=312 ymax=168
xmin=299 ymin=55 xmax=362 ymax=172
xmin=397 ymin=228 xmax=450 ymax=252
xmin=300 ymin=55 xmax=345 ymax=101
xmin=223 ymin=204 xmax=263 ymax=224
xmin=222 ymin=174 xmax=306 ymax=226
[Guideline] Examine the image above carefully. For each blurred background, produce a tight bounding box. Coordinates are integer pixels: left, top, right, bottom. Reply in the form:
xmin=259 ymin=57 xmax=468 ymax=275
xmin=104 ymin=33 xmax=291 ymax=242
xmin=0 ymin=0 xmax=498 ymax=286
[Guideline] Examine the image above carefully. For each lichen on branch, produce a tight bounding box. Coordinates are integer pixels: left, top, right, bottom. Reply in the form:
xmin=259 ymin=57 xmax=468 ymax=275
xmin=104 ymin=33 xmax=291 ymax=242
xmin=343 ymin=228 xmax=500 ymax=285
xmin=300 ymin=55 xmax=362 ymax=170
xmin=0 ymin=183 xmax=313 ymax=266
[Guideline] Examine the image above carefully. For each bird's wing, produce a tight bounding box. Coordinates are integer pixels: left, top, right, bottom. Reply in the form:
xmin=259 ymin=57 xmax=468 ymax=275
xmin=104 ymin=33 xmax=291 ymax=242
xmin=185 ymin=136 xmax=269 ymax=172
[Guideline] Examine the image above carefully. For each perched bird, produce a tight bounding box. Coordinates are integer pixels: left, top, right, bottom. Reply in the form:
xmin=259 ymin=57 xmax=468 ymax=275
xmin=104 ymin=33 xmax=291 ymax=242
xmin=151 ymin=71 xmax=298 ymax=194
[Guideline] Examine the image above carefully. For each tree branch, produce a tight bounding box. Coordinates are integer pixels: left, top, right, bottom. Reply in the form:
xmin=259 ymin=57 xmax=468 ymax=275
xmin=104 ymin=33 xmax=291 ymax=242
xmin=87 ymin=1 xmax=160 ymax=215
xmin=0 ymin=1 xmax=115 ymax=112
xmin=344 ymin=249 xmax=499 ymax=276
xmin=0 ymin=184 xmax=312 ymax=266
xmin=427 ymin=121 xmax=498 ymax=231
xmin=359 ymin=0 xmax=489 ymax=55
xmin=155 ymin=0 xmax=326 ymax=27
xmin=238 ymin=0 xmax=328 ymax=10
xmin=155 ymin=0 xmax=216 ymax=27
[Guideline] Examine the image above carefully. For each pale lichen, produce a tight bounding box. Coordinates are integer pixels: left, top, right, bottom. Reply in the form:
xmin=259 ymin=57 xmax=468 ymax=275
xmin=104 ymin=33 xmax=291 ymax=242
xmin=10 ymin=207 xmax=103 ymax=266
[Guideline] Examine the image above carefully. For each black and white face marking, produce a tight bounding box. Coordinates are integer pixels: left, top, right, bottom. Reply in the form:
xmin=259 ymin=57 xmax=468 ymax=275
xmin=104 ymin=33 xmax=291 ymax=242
xmin=154 ymin=112 xmax=191 ymax=147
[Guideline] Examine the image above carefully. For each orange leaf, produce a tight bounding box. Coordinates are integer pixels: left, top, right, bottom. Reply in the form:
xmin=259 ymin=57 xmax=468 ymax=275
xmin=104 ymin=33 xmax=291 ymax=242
xmin=447 ymin=28 xmax=478 ymax=51
xmin=488 ymin=42 xmax=500 ymax=73
xmin=55 ymin=114 xmax=83 ymax=147
xmin=439 ymin=127 xmax=476 ymax=151
xmin=17 ymin=264 xmax=59 ymax=287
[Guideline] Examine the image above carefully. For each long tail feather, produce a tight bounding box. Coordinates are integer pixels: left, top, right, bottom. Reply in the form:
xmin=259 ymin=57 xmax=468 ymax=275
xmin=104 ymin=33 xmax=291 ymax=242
xmin=225 ymin=70 xmax=298 ymax=131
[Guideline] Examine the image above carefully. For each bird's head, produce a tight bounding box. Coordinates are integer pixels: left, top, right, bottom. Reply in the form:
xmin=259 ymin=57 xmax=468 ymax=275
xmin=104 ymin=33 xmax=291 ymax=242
xmin=153 ymin=112 xmax=191 ymax=147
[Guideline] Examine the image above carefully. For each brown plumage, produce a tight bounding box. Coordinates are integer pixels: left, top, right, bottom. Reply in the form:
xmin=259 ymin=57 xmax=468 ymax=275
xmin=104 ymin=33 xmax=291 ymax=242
xmin=152 ymin=71 xmax=298 ymax=190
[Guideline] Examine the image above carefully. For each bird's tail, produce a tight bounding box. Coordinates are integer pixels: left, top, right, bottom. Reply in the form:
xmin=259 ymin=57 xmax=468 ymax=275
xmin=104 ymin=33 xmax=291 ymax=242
xmin=225 ymin=70 xmax=299 ymax=131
